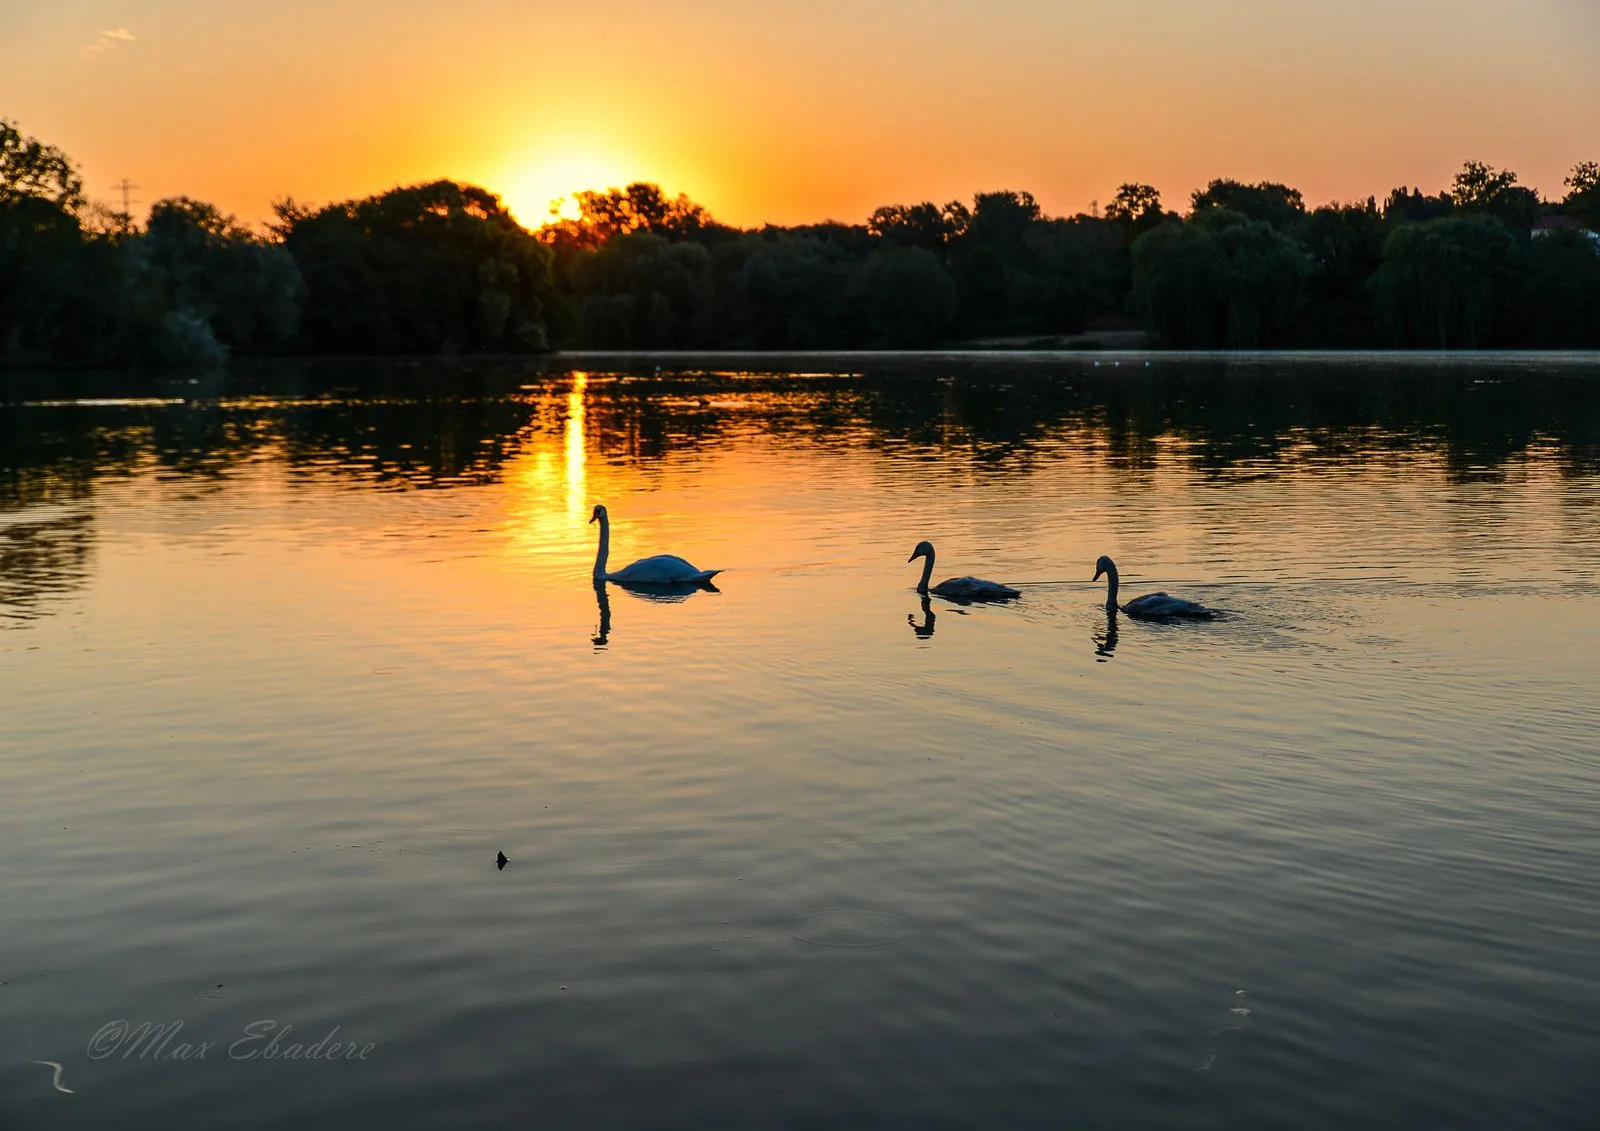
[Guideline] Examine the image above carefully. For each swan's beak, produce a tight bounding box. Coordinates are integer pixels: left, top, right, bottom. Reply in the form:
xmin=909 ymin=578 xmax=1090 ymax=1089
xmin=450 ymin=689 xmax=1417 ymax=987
xmin=907 ymin=552 xmax=918 ymax=562
xmin=1093 ymin=567 xmax=1104 ymax=581
xmin=589 ymin=515 xmax=597 ymax=524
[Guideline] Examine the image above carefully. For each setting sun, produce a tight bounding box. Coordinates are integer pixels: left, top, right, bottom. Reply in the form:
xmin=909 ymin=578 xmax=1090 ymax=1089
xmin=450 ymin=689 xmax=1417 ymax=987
xmin=497 ymin=146 xmax=647 ymax=228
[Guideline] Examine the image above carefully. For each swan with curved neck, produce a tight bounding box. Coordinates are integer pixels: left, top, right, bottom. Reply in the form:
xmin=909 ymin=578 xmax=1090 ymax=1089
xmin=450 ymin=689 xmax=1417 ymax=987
xmin=1094 ymin=555 xmax=1214 ymax=619
xmin=591 ymin=505 xmax=720 ymax=585
xmin=909 ymin=540 xmax=1020 ymax=602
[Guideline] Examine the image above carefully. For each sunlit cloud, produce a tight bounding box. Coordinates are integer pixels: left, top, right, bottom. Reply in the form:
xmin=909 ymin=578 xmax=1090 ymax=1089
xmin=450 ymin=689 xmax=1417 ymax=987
xmin=80 ymin=28 xmax=136 ymax=61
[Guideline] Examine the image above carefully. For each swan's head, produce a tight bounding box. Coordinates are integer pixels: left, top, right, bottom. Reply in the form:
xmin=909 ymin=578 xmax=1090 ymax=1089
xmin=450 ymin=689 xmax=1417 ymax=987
xmin=908 ymin=540 xmax=935 ymax=563
xmin=1093 ymin=555 xmax=1116 ymax=580
xmin=589 ymin=504 xmax=607 ymax=525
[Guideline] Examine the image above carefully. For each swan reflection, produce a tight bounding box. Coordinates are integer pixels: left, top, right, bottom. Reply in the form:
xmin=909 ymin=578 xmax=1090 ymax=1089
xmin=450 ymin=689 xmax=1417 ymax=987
xmin=908 ymin=594 xmax=936 ymax=639
xmin=1094 ymin=609 xmax=1119 ymax=661
xmin=592 ymin=580 xmax=611 ymax=647
xmin=591 ymin=576 xmax=719 ymax=649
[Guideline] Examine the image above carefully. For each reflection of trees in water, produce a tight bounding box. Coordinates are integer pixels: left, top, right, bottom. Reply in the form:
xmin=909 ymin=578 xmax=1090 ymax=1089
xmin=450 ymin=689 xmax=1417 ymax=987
xmin=2 ymin=360 xmax=1597 ymax=510
xmin=0 ymin=509 xmax=94 ymax=627
xmin=575 ymin=359 xmax=1600 ymax=481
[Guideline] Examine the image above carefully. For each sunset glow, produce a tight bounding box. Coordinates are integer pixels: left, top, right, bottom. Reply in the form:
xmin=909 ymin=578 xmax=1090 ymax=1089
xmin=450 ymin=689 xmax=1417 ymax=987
xmin=3 ymin=0 xmax=1597 ymax=229
xmin=497 ymin=150 xmax=642 ymax=226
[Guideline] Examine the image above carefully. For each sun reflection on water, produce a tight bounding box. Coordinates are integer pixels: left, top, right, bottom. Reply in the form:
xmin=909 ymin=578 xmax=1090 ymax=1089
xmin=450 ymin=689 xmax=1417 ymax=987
xmin=566 ymin=372 xmax=587 ymax=523
xmin=501 ymin=372 xmax=593 ymax=569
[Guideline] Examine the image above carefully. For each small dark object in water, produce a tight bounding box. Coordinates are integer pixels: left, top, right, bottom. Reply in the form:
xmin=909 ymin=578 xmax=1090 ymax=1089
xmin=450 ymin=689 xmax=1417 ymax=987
xmin=496 ymin=851 xmax=508 ymax=870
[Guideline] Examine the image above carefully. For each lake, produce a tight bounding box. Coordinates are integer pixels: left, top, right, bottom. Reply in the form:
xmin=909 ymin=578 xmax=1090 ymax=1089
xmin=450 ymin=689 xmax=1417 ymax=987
xmin=2 ymin=354 xmax=1598 ymax=1129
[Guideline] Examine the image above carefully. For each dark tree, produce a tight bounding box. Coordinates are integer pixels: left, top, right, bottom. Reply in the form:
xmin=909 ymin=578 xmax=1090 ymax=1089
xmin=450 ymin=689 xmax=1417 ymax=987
xmin=1449 ymin=161 xmax=1542 ymax=229
xmin=1295 ymin=200 xmax=1386 ymax=344
xmin=1372 ymin=214 xmax=1525 ymax=348
xmin=1105 ymin=183 xmax=1167 ymax=233
xmin=1190 ymin=179 xmax=1305 ymax=230
xmin=1563 ymin=162 xmax=1600 ymax=229
xmin=1132 ymin=211 xmax=1309 ymax=347
xmin=0 ymin=119 xmax=84 ymax=210
xmin=867 ymin=202 xmax=964 ymax=254
xmin=278 ymin=181 xmax=554 ymax=354
xmin=6 ymin=117 xmax=1599 ymax=363
xmin=141 ymin=196 xmax=302 ymax=358
xmin=542 ymin=182 xmax=728 ymax=251
xmin=1522 ymin=228 xmax=1600 ymax=347
xmin=966 ymin=191 xmax=1042 ymax=263
xmin=572 ymin=231 xmax=712 ymax=348
xmin=857 ymin=246 xmax=958 ymax=346
xmin=1382 ymin=187 xmax=1454 ymax=226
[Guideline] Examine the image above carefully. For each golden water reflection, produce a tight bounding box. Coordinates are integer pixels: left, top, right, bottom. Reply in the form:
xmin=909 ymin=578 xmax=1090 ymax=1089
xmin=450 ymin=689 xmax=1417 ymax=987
xmin=565 ymin=371 xmax=587 ymax=524
xmin=502 ymin=371 xmax=593 ymax=565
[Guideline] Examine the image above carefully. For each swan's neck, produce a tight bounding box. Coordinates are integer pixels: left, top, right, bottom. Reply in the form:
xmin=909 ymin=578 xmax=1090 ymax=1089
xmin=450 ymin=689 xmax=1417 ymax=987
xmin=916 ymin=551 xmax=935 ymax=594
xmin=1103 ymin=564 xmax=1119 ymax=611
xmin=593 ymin=514 xmax=610 ymax=580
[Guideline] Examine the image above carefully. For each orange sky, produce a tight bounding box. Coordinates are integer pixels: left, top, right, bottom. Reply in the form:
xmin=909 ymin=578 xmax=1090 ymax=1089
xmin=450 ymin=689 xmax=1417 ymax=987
xmin=3 ymin=0 xmax=1597 ymax=230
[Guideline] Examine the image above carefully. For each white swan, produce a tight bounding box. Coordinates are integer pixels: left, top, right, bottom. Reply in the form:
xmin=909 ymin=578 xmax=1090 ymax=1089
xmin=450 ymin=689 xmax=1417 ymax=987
xmin=909 ymin=540 xmax=1020 ymax=601
xmin=1094 ymin=555 xmax=1215 ymax=619
xmin=591 ymin=505 xmax=720 ymax=585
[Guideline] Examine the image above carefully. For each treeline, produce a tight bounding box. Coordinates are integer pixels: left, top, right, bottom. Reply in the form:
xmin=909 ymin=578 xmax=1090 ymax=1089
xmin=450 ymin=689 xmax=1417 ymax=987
xmin=3 ymin=118 xmax=1599 ymax=366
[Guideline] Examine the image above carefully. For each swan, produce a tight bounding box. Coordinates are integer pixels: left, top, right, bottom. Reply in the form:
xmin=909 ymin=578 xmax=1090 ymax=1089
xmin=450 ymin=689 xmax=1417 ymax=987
xmin=1094 ymin=555 xmax=1215 ymax=619
xmin=591 ymin=505 xmax=721 ymax=585
xmin=909 ymin=540 xmax=1020 ymax=601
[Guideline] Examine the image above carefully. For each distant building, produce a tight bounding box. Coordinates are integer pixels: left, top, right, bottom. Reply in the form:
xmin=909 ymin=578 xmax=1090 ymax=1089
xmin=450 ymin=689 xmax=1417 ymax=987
xmin=1532 ymin=214 xmax=1600 ymax=249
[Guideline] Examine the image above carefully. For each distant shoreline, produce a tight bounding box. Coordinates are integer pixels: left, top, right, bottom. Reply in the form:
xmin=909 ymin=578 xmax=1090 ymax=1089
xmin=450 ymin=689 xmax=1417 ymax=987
xmin=8 ymin=347 xmax=1600 ymax=384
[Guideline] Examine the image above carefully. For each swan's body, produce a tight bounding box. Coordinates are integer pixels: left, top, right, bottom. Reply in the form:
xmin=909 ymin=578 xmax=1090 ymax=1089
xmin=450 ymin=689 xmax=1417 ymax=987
xmin=591 ymin=505 xmax=720 ymax=585
xmin=1094 ymin=555 xmax=1215 ymax=619
xmin=1122 ymin=592 xmax=1213 ymax=618
xmin=605 ymin=553 xmax=715 ymax=585
xmin=909 ymin=540 xmax=1020 ymax=602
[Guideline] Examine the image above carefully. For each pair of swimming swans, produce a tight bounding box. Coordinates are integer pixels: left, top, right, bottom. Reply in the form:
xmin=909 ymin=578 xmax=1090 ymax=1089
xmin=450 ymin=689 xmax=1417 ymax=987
xmin=911 ymin=541 xmax=1216 ymax=619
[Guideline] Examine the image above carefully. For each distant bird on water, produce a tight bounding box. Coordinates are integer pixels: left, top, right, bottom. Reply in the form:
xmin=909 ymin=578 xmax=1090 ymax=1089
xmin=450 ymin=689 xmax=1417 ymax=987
xmin=496 ymin=851 xmax=508 ymax=870
xmin=1093 ymin=555 xmax=1215 ymax=619
xmin=908 ymin=541 xmax=1020 ymax=602
xmin=590 ymin=504 xmax=721 ymax=586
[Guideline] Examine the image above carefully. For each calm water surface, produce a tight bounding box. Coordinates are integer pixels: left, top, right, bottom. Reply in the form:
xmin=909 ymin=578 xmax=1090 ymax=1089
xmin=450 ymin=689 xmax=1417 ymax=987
xmin=2 ymin=355 xmax=1599 ymax=1129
